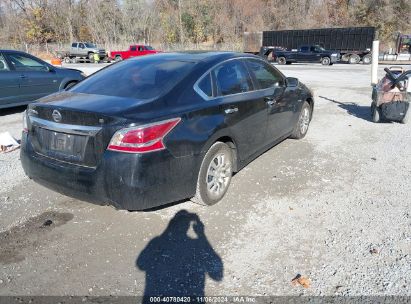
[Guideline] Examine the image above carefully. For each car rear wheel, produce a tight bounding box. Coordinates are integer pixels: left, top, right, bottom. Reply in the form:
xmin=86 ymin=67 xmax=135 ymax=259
xmin=277 ymin=57 xmax=286 ymax=65
xmin=115 ymin=55 xmax=123 ymax=62
xmin=192 ymin=142 xmax=233 ymax=206
xmin=88 ymin=53 xmax=95 ymax=63
xmin=290 ymin=101 xmax=311 ymax=139
xmin=321 ymin=57 xmax=331 ymax=65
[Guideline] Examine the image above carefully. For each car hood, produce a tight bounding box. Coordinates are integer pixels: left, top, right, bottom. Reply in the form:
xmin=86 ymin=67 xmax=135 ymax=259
xmin=34 ymin=91 xmax=155 ymax=118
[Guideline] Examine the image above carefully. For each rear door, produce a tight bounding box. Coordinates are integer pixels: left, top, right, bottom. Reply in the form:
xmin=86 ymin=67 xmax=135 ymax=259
xmin=296 ymin=46 xmax=311 ymax=62
xmin=245 ymin=58 xmax=297 ymax=141
xmin=211 ymin=59 xmax=267 ymax=160
xmin=5 ymin=52 xmax=60 ymax=101
xmin=129 ymin=45 xmax=138 ymax=58
xmin=0 ymin=52 xmax=22 ymax=107
xmin=78 ymin=43 xmax=87 ymax=56
xmin=70 ymin=42 xmax=78 ymax=56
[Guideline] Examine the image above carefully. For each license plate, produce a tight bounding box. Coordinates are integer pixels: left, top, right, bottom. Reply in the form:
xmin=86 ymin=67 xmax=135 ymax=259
xmin=50 ymin=132 xmax=74 ymax=153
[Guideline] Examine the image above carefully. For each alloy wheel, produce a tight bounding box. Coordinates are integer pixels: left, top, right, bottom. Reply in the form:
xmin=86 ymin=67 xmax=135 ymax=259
xmin=206 ymin=153 xmax=232 ymax=200
xmin=300 ymin=107 xmax=310 ymax=135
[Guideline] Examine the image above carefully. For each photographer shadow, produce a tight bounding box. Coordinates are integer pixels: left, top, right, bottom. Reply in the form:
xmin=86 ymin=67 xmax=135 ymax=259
xmin=136 ymin=210 xmax=223 ymax=301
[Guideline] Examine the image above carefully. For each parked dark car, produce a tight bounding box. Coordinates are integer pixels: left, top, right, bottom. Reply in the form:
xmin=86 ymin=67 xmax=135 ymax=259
xmin=21 ymin=52 xmax=314 ymax=210
xmin=0 ymin=50 xmax=85 ymax=109
xmin=273 ymin=45 xmax=340 ymax=65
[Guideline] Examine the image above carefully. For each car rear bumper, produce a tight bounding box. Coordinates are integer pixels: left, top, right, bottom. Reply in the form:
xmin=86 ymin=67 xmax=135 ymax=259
xmin=20 ymin=133 xmax=199 ymax=210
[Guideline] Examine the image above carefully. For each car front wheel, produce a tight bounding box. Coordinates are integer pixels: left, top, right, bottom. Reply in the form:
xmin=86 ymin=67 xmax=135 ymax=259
xmin=192 ymin=142 xmax=233 ymax=206
xmin=277 ymin=57 xmax=287 ymax=65
xmin=321 ymin=57 xmax=331 ymax=65
xmin=290 ymin=101 xmax=311 ymax=139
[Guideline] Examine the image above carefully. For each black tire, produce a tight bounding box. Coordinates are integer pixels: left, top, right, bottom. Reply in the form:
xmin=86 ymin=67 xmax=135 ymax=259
xmin=115 ymin=55 xmax=123 ymax=62
xmin=401 ymin=109 xmax=409 ymax=124
xmin=64 ymin=57 xmax=71 ymax=64
xmin=321 ymin=57 xmax=331 ymax=65
xmin=349 ymin=54 xmax=360 ymax=64
xmin=290 ymin=101 xmax=311 ymax=139
xmin=191 ymin=142 xmax=233 ymax=206
xmin=277 ymin=57 xmax=286 ymax=65
xmin=371 ymin=103 xmax=381 ymax=123
xmin=64 ymin=81 xmax=77 ymax=90
xmin=88 ymin=53 xmax=95 ymax=63
xmin=363 ymin=54 xmax=372 ymax=64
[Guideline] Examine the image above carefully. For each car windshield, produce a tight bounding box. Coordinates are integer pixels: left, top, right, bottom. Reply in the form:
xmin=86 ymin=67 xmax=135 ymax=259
xmin=71 ymin=57 xmax=195 ymax=99
xmin=84 ymin=43 xmax=97 ymax=48
xmin=316 ymin=46 xmax=326 ymax=51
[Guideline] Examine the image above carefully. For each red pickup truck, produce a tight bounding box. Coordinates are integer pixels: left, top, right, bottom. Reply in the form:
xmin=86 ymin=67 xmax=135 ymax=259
xmin=109 ymin=45 xmax=160 ymax=61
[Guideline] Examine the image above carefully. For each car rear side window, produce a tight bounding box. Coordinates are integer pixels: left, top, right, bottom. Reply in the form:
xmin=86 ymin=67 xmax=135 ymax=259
xmin=197 ymin=73 xmax=212 ymax=98
xmin=72 ymin=43 xmax=77 ymax=48
xmin=246 ymin=59 xmax=284 ymax=89
xmin=7 ymin=53 xmax=48 ymax=72
xmin=71 ymin=58 xmax=195 ymax=100
xmin=213 ymin=60 xmax=253 ymax=96
xmin=0 ymin=54 xmax=9 ymax=71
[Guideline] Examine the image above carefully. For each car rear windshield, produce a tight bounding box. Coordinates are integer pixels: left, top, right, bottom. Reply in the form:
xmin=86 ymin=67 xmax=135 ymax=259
xmin=71 ymin=58 xmax=195 ymax=100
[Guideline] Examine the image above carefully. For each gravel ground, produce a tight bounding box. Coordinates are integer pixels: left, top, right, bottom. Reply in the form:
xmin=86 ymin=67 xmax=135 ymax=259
xmin=0 ymin=63 xmax=410 ymax=297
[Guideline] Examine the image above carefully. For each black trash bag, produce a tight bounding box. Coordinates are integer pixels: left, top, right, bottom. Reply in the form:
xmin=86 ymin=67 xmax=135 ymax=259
xmin=381 ymin=101 xmax=409 ymax=121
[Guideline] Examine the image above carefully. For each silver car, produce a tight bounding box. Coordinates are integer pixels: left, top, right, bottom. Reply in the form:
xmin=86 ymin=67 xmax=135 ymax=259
xmin=0 ymin=50 xmax=85 ymax=109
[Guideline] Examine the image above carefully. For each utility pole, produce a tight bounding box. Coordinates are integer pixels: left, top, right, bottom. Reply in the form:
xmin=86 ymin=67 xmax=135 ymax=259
xmin=371 ymin=30 xmax=380 ymax=86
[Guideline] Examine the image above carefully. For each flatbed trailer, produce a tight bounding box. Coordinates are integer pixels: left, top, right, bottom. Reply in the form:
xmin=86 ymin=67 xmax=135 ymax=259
xmin=244 ymin=27 xmax=376 ymax=64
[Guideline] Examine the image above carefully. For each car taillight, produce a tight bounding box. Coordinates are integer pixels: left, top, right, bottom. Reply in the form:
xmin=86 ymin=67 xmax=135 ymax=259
xmin=23 ymin=110 xmax=28 ymax=133
xmin=107 ymin=118 xmax=181 ymax=153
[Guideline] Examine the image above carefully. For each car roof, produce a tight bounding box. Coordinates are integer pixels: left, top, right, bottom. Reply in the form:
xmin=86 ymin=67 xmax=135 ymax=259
xmin=0 ymin=49 xmax=28 ymax=54
xmin=130 ymin=51 xmax=260 ymax=64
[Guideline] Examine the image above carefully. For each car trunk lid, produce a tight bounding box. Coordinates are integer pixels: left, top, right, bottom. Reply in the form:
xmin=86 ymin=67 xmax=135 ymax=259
xmin=27 ymin=92 xmax=152 ymax=167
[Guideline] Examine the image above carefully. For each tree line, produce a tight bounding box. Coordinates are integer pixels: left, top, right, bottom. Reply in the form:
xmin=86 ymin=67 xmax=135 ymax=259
xmin=0 ymin=0 xmax=410 ymax=55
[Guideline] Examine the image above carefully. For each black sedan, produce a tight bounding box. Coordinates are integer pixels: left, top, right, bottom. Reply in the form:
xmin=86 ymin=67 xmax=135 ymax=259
xmin=0 ymin=50 xmax=85 ymax=109
xmin=20 ymin=52 xmax=314 ymax=210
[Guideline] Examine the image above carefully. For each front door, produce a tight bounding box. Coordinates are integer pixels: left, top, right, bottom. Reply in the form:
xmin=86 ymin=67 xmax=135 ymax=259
xmin=245 ymin=58 xmax=297 ymax=142
xmin=6 ymin=53 xmax=60 ymax=101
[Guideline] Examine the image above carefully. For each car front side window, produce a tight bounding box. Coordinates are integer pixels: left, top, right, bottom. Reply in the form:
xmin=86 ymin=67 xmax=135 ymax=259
xmin=246 ymin=59 xmax=283 ymax=89
xmin=213 ymin=60 xmax=253 ymax=96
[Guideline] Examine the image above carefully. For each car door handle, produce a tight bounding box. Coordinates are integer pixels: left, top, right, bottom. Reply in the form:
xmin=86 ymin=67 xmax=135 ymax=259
xmin=19 ymin=75 xmax=27 ymax=79
xmin=224 ymin=107 xmax=238 ymax=114
xmin=264 ymin=97 xmax=276 ymax=106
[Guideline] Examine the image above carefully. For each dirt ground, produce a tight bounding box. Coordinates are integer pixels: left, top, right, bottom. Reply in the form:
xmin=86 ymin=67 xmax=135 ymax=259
xmin=0 ymin=63 xmax=410 ymax=298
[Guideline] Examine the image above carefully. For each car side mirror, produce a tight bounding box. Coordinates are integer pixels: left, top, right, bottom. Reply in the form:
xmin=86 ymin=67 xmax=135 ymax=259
xmin=47 ymin=66 xmax=55 ymax=73
xmin=285 ymin=77 xmax=299 ymax=87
